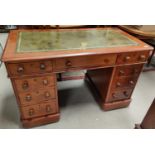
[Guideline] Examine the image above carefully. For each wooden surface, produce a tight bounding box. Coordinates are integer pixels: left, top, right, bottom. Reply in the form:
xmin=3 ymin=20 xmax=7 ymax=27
xmin=2 ymin=28 xmax=153 ymax=62
xmin=2 ymin=28 xmax=153 ymax=128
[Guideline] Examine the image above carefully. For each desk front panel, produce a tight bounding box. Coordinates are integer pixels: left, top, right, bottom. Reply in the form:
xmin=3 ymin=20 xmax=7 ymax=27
xmin=53 ymin=54 xmax=117 ymax=72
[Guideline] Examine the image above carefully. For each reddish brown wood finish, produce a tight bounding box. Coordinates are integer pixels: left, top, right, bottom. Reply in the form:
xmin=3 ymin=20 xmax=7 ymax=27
xmin=22 ymin=113 xmax=60 ymax=128
xmin=53 ymin=54 xmax=117 ymax=72
xmin=2 ymin=28 xmax=153 ymax=128
xmin=7 ymin=60 xmax=53 ymax=77
xmin=2 ymin=28 xmax=153 ymax=62
xmin=87 ymin=64 xmax=144 ymax=110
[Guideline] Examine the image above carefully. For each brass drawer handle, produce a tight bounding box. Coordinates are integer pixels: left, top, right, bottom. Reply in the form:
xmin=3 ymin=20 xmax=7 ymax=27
xmin=44 ymin=91 xmax=50 ymax=98
xmin=139 ymin=55 xmax=146 ymax=61
xmin=40 ymin=63 xmax=46 ymax=70
xmin=116 ymin=82 xmax=121 ymax=87
xmin=17 ymin=66 xmax=24 ymax=73
xmin=29 ymin=109 xmax=34 ymax=116
xmin=119 ymin=70 xmax=125 ymax=75
xmin=43 ymin=79 xmax=48 ymax=85
xmin=22 ymin=81 xmax=29 ymax=90
xmin=129 ymin=80 xmax=134 ymax=85
xmin=46 ymin=105 xmax=52 ymax=113
xmin=124 ymin=56 xmax=131 ymax=62
xmin=65 ymin=60 xmax=72 ymax=67
xmin=25 ymin=94 xmax=32 ymax=101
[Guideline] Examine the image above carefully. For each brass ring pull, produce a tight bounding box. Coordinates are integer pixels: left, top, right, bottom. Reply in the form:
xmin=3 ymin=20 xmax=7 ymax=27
xmin=43 ymin=79 xmax=48 ymax=85
xmin=25 ymin=94 xmax=32 ymax=101
xmin=65 ymin=60 xmax=72 ymax=67
xmin=29 ymin=109 xmax=34 ymax=116
xmin=116 ymin=82 xmax=121 ymax=87
xmin=44 ymin=91 xmax=50 ymax=98
xmin=129 ymin=80 xmax=134 ymax=85
xmin=119 ymin=70 xmax=125 ymax=75
xmin=17 ymin=66 xmax=24 ymax=73
xmin=112 ymin=93 xmax=117 ymax=98
xmin=124 ymin=56 xmax=131 ymax=62
xmin=139 ymin=55 xmax=146 ymax=61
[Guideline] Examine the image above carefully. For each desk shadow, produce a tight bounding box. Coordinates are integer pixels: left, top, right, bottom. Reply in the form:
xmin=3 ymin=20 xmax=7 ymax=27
xmin=1 ymin=95 xmax=21 ymax=128
xmin=58 ymin=81 xmax=97 ymax=108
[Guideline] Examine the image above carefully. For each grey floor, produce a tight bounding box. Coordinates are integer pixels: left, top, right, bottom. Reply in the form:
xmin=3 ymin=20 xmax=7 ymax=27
xmin=0 ymin=33 xmax=155 ymax=129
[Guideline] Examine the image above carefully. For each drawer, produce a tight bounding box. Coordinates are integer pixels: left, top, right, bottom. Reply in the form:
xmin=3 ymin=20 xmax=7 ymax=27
xmin=21 ymin=100 xmax=58 ymax=119
xmin=107 ymin=89 xmax=133 ymax=102
xmin=14 ymin=75 xmax=56 ymax=92
xmin=54 ymin=54 xmax=117 ymax=72
xmin=111 ymin=76 xmax=138 ymax=90
xmin=115 ymin=64 xmax=143 ymax=77
xmin=116 ymin=51 xmax=149 ymax=65
xmin=7 ymin=60 xmax=53 ymax=76
xmin=18 ymin=87 xmax=56 ymax=106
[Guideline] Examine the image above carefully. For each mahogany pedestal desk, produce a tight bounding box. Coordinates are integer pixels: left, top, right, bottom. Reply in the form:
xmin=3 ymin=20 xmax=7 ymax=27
xmin=2 ymin=28 xmax=153 ymax=128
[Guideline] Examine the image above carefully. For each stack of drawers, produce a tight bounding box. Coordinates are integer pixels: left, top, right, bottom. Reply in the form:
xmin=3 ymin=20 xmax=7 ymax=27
xmin=6 ymin=60 xmax=59 ymax=126
xmin=106 ymin=64 xmax=143 ymax=102
xmin=106 ymin=51 xmax=149 ymax=102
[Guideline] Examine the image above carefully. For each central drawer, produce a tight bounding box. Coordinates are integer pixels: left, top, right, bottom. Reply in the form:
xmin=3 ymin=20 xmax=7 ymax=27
xmin=54 ymin=54 xmax=117 ymax=72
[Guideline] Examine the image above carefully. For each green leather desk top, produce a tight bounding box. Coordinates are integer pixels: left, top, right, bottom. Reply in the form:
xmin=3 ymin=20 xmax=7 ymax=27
xmin=16 ymin=29 xmax=139 ymax=53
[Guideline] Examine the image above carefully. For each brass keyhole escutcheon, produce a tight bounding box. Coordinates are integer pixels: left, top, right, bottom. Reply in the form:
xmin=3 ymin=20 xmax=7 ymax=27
xmin=123 ymin=91 xmax=128 ymax=97
xmin=22 ymin=81 xmax=29 ymax=90
xmin=46 ymin=105 xmax=52 ymax=113
xmin=40 ymin=63 xmax=46 ymax=70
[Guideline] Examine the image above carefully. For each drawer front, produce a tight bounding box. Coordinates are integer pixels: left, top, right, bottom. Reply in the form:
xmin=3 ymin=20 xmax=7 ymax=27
xmin=54 ymin=54 xmax=117 ymax=72
xmin=115 ymin=64 xmax=143 ymax=77
xmin=18 ymin=87 xmax=56 ymax=106
xmin=107 ymin=89 xmax=133 ymax=102
xmin=14 ymin=75 xmax=55 ymax=92
xmin=7 ymin=60 xmax=53 ymax=76
xmin=116 ymin=51 xmax=149 ymax=65
xmin=21 ymin=100 xmax=58 ymax=119
xmin=111 ymin=76 xmax=138 ymax=90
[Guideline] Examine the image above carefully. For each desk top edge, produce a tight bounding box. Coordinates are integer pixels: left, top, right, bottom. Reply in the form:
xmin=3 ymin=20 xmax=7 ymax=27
xmin=2 ymin=28 xmax=153 ymax=62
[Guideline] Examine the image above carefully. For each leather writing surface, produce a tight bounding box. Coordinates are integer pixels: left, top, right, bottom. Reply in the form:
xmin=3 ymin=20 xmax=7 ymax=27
xmin=16 ymin=29 xmax=138 ymax=53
